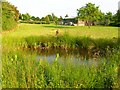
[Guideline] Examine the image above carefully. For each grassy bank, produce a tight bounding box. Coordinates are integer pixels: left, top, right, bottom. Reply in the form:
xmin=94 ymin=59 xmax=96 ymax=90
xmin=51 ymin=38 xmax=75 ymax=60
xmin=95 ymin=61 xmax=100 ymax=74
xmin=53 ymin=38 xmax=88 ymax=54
xmin=2 ymin=23 xmax=120 ymax=88
xmin=24 ymin=34 xmax=118 ymax=58
xmin=2 ymin=45 xmax=120 ymax=88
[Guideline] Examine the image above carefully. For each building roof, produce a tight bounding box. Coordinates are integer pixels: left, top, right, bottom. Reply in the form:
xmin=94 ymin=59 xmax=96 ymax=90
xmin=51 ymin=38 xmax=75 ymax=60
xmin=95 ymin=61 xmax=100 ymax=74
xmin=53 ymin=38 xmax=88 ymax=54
xmin=64 ymin=16 xmax=76 ymax=19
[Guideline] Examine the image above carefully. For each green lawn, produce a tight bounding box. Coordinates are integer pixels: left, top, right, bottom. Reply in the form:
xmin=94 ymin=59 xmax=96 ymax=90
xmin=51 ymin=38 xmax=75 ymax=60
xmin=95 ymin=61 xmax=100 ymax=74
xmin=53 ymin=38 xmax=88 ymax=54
xmin=4 ymin=23 xmax=118 ymax=39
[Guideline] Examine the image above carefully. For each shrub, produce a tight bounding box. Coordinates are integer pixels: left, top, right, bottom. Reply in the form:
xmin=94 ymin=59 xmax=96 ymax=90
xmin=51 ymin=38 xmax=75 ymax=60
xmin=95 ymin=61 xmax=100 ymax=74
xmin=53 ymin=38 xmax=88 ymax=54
xmin=2 ymin=1 xmax=19 ymax=31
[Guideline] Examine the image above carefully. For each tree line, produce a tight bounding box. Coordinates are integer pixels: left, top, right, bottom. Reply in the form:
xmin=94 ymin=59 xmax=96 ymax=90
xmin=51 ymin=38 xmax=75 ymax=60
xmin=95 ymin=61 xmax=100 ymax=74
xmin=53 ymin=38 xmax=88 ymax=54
xmin=19 ymin=13 xmax=63 ymax=25
xmin=19 ymin=3 xmax=120 ymax=27
xmin=77 ymin=3 xmax=119 ymax=27
xmin=2 ymin=1 xmax=120 ymax=31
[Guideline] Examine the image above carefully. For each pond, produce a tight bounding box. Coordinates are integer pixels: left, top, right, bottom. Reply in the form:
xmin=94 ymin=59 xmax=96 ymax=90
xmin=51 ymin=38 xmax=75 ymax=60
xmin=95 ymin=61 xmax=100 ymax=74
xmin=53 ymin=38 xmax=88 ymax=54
xmin=35 ymin=48 xmax=105 ymax=67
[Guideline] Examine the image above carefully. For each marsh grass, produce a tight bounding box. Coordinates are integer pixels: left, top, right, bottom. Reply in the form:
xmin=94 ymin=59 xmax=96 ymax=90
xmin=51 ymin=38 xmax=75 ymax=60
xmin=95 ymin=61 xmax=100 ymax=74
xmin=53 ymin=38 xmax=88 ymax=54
xmin=2 ymin=47 xmax=119 ymax=88
xmin=24 ymin=33 xmax=118 ymax=58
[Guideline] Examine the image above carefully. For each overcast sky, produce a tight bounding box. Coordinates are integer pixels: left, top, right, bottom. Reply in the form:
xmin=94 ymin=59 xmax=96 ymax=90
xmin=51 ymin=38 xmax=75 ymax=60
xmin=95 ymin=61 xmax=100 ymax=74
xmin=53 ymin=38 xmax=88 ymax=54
xmin=8 ymin=0 xmax=120 ymax=18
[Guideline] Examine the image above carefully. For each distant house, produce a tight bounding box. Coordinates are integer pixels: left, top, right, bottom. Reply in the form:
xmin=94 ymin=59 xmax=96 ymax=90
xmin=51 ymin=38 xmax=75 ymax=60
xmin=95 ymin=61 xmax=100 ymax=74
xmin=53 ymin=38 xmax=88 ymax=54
xmin=59 ymin=16 xmax=86 ymax=26
xmin=58 ymin=21 xmax=64 ymax=25
xmin=77 ymin=20 xmax=86 ymax=26
xmin=63 ymin=17 xmax=77 ymax=26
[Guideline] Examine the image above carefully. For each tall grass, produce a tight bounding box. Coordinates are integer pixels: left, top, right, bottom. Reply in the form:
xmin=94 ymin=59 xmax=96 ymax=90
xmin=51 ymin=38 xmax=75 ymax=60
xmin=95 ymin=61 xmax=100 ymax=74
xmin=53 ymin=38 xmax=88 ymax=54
xmin=2 ymin=46 xmax=120 ymax=88
xmin=24 ymin=33 xmax=118 ymax=58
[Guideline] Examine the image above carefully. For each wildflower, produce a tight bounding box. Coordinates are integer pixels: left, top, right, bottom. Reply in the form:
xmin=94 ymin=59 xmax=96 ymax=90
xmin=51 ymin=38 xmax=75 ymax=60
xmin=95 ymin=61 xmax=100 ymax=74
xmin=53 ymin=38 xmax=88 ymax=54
xmin=55 ymin=53 xmax=59 ymax=61
xmin=40 ymin=59 xmax=43 ymax=65
xmin=80 ymin=84 xmax=85 ymax=88
xmin=115 ymin=67 xmax=118 ymax=73
xmin=11 ymin=58 xmax=14 ymax=62
xmin=15 ymin=55 xmax=17 ymax=60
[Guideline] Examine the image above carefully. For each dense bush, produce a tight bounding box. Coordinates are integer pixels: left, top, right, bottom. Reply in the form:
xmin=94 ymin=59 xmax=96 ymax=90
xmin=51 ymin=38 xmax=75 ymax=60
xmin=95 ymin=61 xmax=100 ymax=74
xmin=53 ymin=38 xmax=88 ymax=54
xmin=2 ymin=1 xmax=19 ymax=31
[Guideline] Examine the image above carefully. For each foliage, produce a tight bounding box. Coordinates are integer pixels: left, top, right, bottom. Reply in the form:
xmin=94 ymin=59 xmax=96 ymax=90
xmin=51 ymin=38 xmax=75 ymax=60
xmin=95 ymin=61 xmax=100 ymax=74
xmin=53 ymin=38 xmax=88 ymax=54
xmin=105 ymin=12 xmax=113 ymax=21
xmin=77 ymin=2 xmax=102 ymax=25
xmin=65 ymin=14 xmax=69 ymax=18
xmin=108 ymin=10 xmax=120 ymax=27
xmin=47 ymin=14 xmax=53 ymax=21
xmin=2 ymin=1 xmax=19 ymax=31
xmin=19 ymin=13 xmax=59 ymax=24
xmin=52 ymin=13 xmax=58 ymax=25
xmin=30 ymin=16 xmax=40 ymax=21
xmin=76 ymin=3 xmax=119 ymax=26
xmin=21 ymin=13 xmax=31 ymax=21
xmin=104 ymin=12 xmax=113 ymax=26
xmin=24 ymin=34 xmax=118 ymax=57
xmin=41 ymin=17 xmax=45 ymax=21
xmin=44 ymin=16 xmax=50 ymax=24
xmin=58 ymin=16 xmax=63 ymax=21
xmin=116 ymin=10 xmax=120 ymax=26
xmin=117 ymin=10 xmax=120 ymax=23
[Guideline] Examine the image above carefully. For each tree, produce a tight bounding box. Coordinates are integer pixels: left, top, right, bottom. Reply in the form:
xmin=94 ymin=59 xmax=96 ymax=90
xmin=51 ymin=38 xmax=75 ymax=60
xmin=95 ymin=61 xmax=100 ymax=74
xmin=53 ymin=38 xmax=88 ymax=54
xmin=41 ymin=17 xmax=45 ymax=21
xmin=77 ymin=3 xmax=102 ymax=27
xmin=30 ymin=16 xmax=36 ymax=21
xmin=52 ymin=13 xmax=58 ymax=25
xmin=45 ymin=16 xmax=50 ymax=24
xmin=117 ymin=10 xmax=120 ymax=26
xmin=47 ymin=14 xmax=53 ymax=21
xmin=65 ymin=14 xmax=68 ymax=18
xmin=97 ymin=12 xmax=106 ymax=25
xmin=35 ymin=17 xmax=40 ymax=21
xmin=104 ymin=12 xmax=113 ymax=25
xmin=58 ymin=16 xmax=63 ymax=21
xmin=2 ymin=1 xmax=19 ymax=31
xmin=112 ymin=10 xmax=120 ymax=26
xmin=31 ymin=16 xmax=40 ymax=21
xmin=21 ymin=13 xmax=31 ymax=21
xmin=19 ymin=13 xmax=22 ymax=20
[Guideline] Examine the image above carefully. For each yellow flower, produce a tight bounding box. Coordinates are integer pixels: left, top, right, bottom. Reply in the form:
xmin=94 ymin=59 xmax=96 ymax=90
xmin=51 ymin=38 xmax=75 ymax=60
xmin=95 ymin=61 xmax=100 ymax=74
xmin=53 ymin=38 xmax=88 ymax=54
xmin=11 ymin=58 xmax=14 ymax=62
xmin=115 ymin=67 xmax=118 ymax=73
xmin=15 ymin=55 xmax=17 ymax=60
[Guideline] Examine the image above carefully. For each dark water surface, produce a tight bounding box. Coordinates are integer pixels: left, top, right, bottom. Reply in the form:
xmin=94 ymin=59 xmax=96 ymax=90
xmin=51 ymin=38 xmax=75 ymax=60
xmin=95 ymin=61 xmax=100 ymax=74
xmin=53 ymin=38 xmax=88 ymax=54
xmin=35 ymin=48 xmax=104 ymax=66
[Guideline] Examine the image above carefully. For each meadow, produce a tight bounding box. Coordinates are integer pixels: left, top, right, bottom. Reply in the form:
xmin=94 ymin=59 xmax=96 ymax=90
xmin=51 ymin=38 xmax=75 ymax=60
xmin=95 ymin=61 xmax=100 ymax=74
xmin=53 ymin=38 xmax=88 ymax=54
xmin=2 ymin=23 xmax=120 ymax=88
xmin=5 ymin=23 xmax=118 ymax=38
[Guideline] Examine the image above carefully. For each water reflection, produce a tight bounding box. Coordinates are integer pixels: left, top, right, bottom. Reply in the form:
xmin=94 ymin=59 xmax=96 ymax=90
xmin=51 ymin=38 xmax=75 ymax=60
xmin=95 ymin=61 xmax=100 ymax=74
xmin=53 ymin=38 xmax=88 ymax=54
xmin=36 ymin=48 xmax=103 ymax=66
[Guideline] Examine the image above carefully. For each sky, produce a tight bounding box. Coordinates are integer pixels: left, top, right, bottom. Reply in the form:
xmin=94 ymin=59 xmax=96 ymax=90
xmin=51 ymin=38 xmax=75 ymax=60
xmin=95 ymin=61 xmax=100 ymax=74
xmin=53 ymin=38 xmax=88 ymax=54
xmin=8 ymin=0 xmax=120 ymax=18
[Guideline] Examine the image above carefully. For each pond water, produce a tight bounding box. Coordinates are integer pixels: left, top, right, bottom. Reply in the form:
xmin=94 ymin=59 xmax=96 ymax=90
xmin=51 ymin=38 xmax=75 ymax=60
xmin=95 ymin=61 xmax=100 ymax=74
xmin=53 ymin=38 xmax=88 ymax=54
xmin=35 ymin=48 xmax=105 ymax=66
